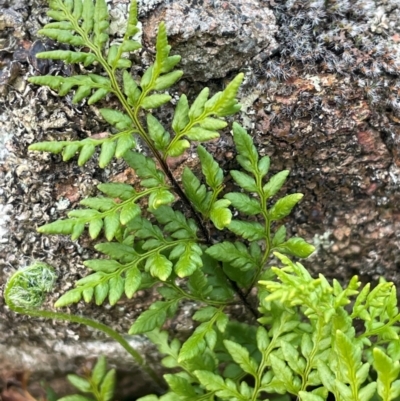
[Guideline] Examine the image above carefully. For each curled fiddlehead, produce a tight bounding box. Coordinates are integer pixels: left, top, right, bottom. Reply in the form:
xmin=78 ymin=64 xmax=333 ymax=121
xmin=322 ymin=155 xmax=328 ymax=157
xmin=5 ymin=262 xmax=57 ymax=310
xmin=4 ymin=262 xmax=165 ymax=390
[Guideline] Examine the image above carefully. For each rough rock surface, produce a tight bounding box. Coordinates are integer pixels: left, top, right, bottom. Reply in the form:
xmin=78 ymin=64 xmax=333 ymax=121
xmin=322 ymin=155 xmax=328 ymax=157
xmin=143 ymin=0 xmax=278 ymax=81
xmin=1 ymin=0 xmax=400 ymax=398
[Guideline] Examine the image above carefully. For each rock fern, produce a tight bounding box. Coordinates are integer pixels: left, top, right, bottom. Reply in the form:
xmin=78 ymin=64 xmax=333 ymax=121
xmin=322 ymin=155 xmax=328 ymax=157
xmin=4 ymin=0 xmax=400 ymax=400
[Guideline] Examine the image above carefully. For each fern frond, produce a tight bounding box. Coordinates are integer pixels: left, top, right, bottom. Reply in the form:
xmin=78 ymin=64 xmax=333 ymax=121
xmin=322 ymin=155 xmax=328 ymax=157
xmin=29 ymin=131 xmax=136 ymax=167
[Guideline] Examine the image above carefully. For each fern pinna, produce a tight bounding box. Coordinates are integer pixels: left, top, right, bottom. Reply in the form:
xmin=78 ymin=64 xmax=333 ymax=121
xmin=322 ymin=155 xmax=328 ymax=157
xmin=10 ymin=0 xmax=400 ymax=400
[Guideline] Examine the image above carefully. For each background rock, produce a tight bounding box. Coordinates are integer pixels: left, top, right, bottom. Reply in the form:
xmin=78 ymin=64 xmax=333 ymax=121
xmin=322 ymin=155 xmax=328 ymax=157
xmin=1 ymin=0 xmax=400 ymax=398
xmin=143 ymin=0 xmax=278 ymax=81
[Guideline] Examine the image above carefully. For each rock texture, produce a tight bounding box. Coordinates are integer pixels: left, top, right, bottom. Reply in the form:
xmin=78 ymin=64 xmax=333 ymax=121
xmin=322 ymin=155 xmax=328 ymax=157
xmin=1 ymin=0 xmax=400 ymax=398
xmin=143 ymin=0 xmax=278 ymax=81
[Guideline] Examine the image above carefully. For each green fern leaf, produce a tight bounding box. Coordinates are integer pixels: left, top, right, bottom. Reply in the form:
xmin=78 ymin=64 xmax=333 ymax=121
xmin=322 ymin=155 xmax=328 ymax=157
xmin=28 ymin=140 xmax=67 ymax=153
xmin=258 ymin=155 xmax=271 ymax=177
xmin=128 ymin=217 xmax=164 ymax=240
xmin=82 ymin=0 xmax=95 ymax=33
xmin=281 ymin=341 xmax=306 ymax=376
xmin=170 ymin=242 xmax=202 ymax=278
xmin=272 ymin=225 xmax=287 ymax=246
xmin=80 ymin=197 xmax=116 ymax=211
xmin=93 ymin=0 xmax=109 ymax=48
xmin=148 ymin=189 xmax=175 ymax=210
xmin=88 ymin=87 xmax=109 ymax=104
xmin=119 ymin=202 xmax=140 ymax=225
xmin=99 ymin=141 xmax=117 ymax=168
xmin=120 ymin=41 xmax=141 ymax=54
xmin=194 ymin=371 xmax=245 ymax=400
xmin=146 ymin=114 xmax=170 ymax=151
xmin=269 ymin=193 xmax=303 ymax=221
xmin=95 ymin=242 xmax=138 ymax=262
xmin=129 ymin=299 xmax=180 ymax=334
xmin=94 ymin=281 xmax=109 ymax=305
xmin=125 ymin=0 xmax=139 ymax=36
xmin=89 ymin=218 xmax=103 ymax=239
xmin=178 ymin=323 xmax=208 ymax=361
xmin=115 ymin=132 xmax=135 ymax=158
xmin=38 ymin=29 xmax=84 ymax=46
xmin=54 ymin=288 xmax=83 ymax=307
xmin=182 ymin=167 xmax=209 ymax=214
xmin=123 ymin=71 xmax=141 ymax=106
xmin=62 ymin=143 xmax=80 ymax=161
xmin=104 ymin=213 xmax=120 ymax=241
xmin=172 ymin=95 xmax=189 ymax=135
xmin=263 ymin=170 xmax=290 ymax=198
xmin=38 ymin=219 xmax=75 ymax=235
xmin=152 ymin=206 xmax=198 ymax=238
xmin=28 ymin=75 xmax=64 ymax=90
xmin=224 ymin=340 xmax=258 ymax=376
xmin=188 ymin=88 xmax=209 ymax=120
xmin=224 ymin=193 xmax=261 ymax=215
xmin=269 ymin=353 xmax=301 ymax=394
xmin=72 ymin=0 xmax=83 ymax=19
xmin=73 ymin=85 xmax=92 ymax=103
xmin=78 ymin=143 xmax=96 ymax=165
xmin=230 ymin=170 xmax=258 ymax=193
xmin=67 ymin=209 xmax=101 ymax=219
xmin=71 ymin=222 xmax=85 ymax=240
xmin=108 ymin=276 xmax=124 ymax=305
xmin=80 ymin=286 xmax=97 ymax=302
xmin=274 ymin=237 xmax=315 ymax=258
xmin=154 ymin=71 xmax=183 ymax=91
xmin=163 ymin=375 xmax=198 ymax=399
xmin=99 ymin=109 xmax=133 ymax=131
xmin=145 ymin=253 xmax=173 ymax=281
xmin=188 ymin=269 xmax=213 ymax=299
xmin=36 ymin=50 xmax=97 ymax=66
xmin=232 ymin=123 xmax=258 ymax=171
xmin=142 ymin=94 xmax=171 ymax=110
xmin=198 ymin=117 xmax=227 ymax=130
xmin=161 ymin=55 xmax=181 ymax=74
xmin=298 ymin=391 xmax=325 ymax=401
xmin=46 ymin=10 xmax=67 ymax=22
xmin=97 ymin=183 xmax=136 ymax=200
xmin=206 ymin=241 xmax=260 ymax=271
xmin=209 ymin=199 xmax=232 ymax=230
xmin=124 ymin=266 xmax=142 ymax=298
xmin=67 ymin=374 xmax=91 ymax=393
xmin=124 ymin=151 xmax=166 ymax=186
xmin=204 ymin=73 xmax=243 ymax=117
xmin=227 ymin=220 xmax=265 ymax=241
xmin=185 ymin=127 xmax=219 ymax=141
xmin=84 ymin=259 xmax=121 ymax=274
xmin=155 ymin=22 xmax=172 ymax=73
xmin=373 ymin=348 xmax=400 ymax=400
xmin=197 ymin=145 xmax=223 ymax=190
xmin=166 ymin=139 xmax=190 ymax=157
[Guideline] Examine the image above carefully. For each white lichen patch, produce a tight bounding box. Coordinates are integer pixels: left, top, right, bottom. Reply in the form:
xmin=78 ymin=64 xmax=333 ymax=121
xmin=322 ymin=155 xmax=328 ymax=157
xmin=312 ymin=230 xmax=333 ymax=253
xmin=0 ymin=204 xmax=12 ymax=243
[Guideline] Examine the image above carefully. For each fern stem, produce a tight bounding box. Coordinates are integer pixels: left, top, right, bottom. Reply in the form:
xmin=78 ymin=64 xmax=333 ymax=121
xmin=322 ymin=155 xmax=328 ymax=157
xmin=244 ymin=174 xmax=273 ymax=297
xmin=20 ymin=307 xmax=166 ymax=390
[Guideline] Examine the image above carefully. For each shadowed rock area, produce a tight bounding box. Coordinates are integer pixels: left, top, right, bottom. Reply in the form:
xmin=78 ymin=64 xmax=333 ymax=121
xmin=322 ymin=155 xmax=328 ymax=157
xmin=1 ymin=0 xmax=400 ymax=398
